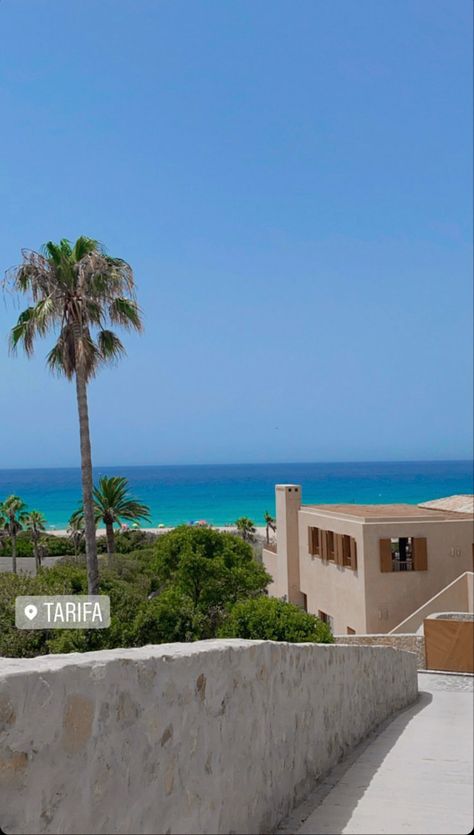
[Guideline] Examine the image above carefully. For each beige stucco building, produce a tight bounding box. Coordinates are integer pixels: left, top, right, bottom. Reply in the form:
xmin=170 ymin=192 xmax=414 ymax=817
xmin=262 ymin=485 xmax=474 ymax=634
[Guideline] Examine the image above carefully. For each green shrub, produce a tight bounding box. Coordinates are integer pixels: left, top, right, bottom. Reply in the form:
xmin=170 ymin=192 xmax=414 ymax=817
xmin=0 ymin=527 xmax=275 ymax=658
xmin=218 ymin=596 xmax=334 ymax=643
xmin=132 ymin=588 xmax=205 ymax=645
xmin=96 ymin=530 xmax=157 ymax=554
xmin=0 ymin=564 xmax=90 ymax=657
xmin=0 ymin=535 xmax=79 ymax=558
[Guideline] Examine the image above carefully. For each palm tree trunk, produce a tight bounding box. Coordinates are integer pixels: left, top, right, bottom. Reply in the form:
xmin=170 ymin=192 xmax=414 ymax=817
xmin=75 ymin=368 xmax=99 ymax=594
xmin=105 ymin=521 xmax=115 ymax=566
xmin=10 ymin=524 xmax=17 ymax=575
xmin=33 ymin=535 xmax=40 ymax=575
xmin=266 ymin=524 xmax=269 ymax=545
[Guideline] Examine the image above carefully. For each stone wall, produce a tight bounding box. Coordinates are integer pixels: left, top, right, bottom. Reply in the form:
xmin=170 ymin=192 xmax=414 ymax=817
xmin=0 ymin=556 xmax=64 ymax=575
xmin=334 ymin=633 xmax=426 ymax=669
xmin=0 ymin=639 xmax=418 ymax=835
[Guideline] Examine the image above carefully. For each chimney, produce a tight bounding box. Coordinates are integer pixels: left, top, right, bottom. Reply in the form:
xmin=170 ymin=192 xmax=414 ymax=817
xmin=275 ymin=484 xmax=304 ymax=606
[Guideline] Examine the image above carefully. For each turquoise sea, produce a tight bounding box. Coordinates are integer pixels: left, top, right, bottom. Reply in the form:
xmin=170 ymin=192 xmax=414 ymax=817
xmin=0 ymin=461 xmax=472 ymax=529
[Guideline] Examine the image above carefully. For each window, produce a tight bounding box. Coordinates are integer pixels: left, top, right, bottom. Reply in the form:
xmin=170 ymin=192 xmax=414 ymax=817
xmin=347 ymin=627 xmax=356 ymax=635
xmin=342 ymin=535 xmax=352 ymax=566
xmin=380 ymin=537 xmax=428 ymax=572
xmin=308 ymin=526 xmax=320 ymax=556
xmin=392 ymin=537 xmax=413 ymax=570
xmin=310 ymin=528 xmax=357 ymax=570
xmin=318 ymin=610 xmax=334 ymax=631
xmin=327 ymin=531 xmax=335 ymax=561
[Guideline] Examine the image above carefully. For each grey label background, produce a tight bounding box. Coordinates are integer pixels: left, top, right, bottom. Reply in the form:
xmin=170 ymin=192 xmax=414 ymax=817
xmin=15 ymin=595 xmax=111 ymax=629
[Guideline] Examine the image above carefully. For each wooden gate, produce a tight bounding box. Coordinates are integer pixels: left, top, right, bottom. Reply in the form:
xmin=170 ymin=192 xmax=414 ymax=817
xmin=424 ymin=617 xmax=474 ymax=673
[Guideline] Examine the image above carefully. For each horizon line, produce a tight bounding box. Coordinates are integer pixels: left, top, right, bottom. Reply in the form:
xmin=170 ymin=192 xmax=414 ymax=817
xmin=0 ymin=457 xmax=473 ymax=473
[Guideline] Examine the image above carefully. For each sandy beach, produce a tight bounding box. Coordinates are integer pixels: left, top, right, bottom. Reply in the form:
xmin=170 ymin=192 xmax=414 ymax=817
xmin=48 ymin=525 xmax=269 ymax=539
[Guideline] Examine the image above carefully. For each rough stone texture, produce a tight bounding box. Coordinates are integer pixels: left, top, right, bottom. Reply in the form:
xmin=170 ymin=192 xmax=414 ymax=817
xmin=0 ymin=639 xmax=418 ymax=835
xmin=334 ymin=633 xmax=426 ymax=670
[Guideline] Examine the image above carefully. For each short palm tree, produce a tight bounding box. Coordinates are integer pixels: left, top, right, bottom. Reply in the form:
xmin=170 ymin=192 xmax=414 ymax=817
xmin=263 ymin=511 xmax=276 ymax=545
xmin=6 ymin=237 xmax=143 ymax=593
xmin=67 ymin=513 xmax=85 ymax=559
xmin=235 ymin=516 xmax=257 ymax=542
xmin=24 ymin=510 xmax=47 ymax=573
xmin=0 ymin=495 xmax=28 ymax=574
xmin=73 ymin=476 xmax=151 ymax=564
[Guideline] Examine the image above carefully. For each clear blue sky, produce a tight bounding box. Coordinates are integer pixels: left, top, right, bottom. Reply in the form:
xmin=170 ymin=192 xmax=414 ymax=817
xmin=0 ymin=0 xmax=472 ymax=468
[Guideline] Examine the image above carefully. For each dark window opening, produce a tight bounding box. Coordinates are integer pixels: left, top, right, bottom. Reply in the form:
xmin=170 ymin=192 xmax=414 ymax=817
xmin=391 ymin=537 xmax=413 ymax=571
xmin=327 ymin=531 xmax=335 ymax=561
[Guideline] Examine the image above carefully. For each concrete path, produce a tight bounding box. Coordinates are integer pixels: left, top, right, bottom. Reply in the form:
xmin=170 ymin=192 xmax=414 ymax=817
xmin=278 ymin=673 xmax=473 ymax=835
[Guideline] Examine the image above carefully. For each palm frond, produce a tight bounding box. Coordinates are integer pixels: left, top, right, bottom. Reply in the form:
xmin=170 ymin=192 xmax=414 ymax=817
xmin=73 ymin=236 xmax=103 ymax=262
xmin=9 ymin=307 xmax=37 ymax=355
xmin=92 ymin=476 xmax=151 ymax=526
xmin=46 ymin=325 xmax=76 ymax=379
xmin=6 ymin=236 xmax=141 ymax=379
xmin=24 ymin=511 xmax=47 ymax=532
xmin=108 ymin=297 xmax=143 ymax=331
xmin=97 ymin=329 xmax=125 ymax=363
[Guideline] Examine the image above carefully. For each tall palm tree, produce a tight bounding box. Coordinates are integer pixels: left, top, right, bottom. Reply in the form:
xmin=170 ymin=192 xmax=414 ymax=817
xmin=24 ymin=510 xmax=47 ymax=573
xmin=73 ymin=476 xmax=151 ymax=564
xmin=0 ymin=510 xmax=7 ymax=553
xmin=235 ymin=516 xmax=257 ymax=542
xmin=263 ymin=511 xmax=276 ymax=545
xmin=67 ymin=512 xmax=85 ymax=559
xmin=6 ymin=237 xmax=143 ymax=593
xmin=0 ymin=495 xmax=28 ymax=574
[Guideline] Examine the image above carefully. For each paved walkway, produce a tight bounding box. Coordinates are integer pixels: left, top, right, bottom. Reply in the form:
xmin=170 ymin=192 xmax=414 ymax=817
xmin=278 ymin=673 xmax=473 ymax=835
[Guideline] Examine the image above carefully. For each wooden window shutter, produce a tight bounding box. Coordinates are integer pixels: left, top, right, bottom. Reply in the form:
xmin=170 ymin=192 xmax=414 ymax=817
xmin=335 ymin=534 xmax=344 ymax=566
xmin=350 ymin=538 xmax=358 ymax=570
xmin=380 ymin=539 xmax=392 ymax=572
xmin=413 ymin=537 xmax=428 ymax=571
xmin=308 ymin=527 xmax=314 ymax=555
xmin=321 ymin=530 xmax=328 ymax=561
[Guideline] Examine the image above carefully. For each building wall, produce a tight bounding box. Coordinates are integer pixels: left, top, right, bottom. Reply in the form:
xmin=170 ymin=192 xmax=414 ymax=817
xmin=261 ymin=545 xmax=283 ymax=598
xmin=0 ymin=640 xmax=418 ymax=835
xmin=362 ymin=520 xmax=473 ymax=633
xmin=389 ymin=572 xmax=473 ymax=634
xmin=298 ymin=510 xmax=367 ymax=634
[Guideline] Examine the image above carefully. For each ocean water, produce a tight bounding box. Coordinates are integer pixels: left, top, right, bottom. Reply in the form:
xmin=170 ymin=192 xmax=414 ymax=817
xmin=0 ymin=461 xmax=472 ymax=529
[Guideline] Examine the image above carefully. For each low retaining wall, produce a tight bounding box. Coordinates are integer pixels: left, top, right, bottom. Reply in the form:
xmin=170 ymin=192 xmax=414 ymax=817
xmin=334 ymin=633 xmax=426 ymax=669
xmin=0 ymin=639 xmax=418 ymax=835
xmin=0 ymin=556 xmax=64 ymax=575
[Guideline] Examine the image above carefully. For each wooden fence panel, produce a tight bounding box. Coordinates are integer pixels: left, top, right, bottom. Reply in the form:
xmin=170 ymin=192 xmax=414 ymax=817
xmin=424 ymin=618 xmax=474 ymax=673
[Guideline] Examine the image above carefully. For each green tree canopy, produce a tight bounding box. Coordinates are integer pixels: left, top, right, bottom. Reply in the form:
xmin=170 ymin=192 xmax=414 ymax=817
xmin=151 ymin=525 xmax=270 ymax=613
xmin=219 ymin=596 xmax=334 ymax=643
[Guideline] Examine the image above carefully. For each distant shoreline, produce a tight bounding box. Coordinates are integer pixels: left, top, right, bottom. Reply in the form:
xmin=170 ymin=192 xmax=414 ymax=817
xmin=47 ymin=525 xmax=269 ymax=539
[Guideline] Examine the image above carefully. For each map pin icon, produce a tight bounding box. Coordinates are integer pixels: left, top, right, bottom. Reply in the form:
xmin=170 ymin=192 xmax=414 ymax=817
xmin=24 ymin=604 xmax=38 ymax=621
